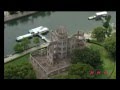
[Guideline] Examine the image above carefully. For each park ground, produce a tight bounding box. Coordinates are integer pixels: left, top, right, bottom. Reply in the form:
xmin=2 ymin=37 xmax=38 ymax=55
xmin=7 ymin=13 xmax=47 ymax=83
xmin=4 ymin=43 xmax=116 ymax=79
xmin=4 ymin=54 xmax=36 ymax=79
xmin=88 ymin=43 xmax=116 ymax=79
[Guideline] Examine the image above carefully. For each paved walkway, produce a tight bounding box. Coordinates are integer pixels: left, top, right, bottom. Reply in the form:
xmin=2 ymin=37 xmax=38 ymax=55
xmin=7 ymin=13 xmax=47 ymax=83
xmin=4 ymin=43 xmax=49 ymax=63
xmin=4 ymin=11 xmax=38 ymax=22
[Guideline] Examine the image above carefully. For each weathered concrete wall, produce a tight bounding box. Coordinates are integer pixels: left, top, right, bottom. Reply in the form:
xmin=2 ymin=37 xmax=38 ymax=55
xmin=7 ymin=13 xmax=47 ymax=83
xmin=30 ymin=54 xmax=48 ymax=79
xmin=30 ymin=54 xmax=70 ymax=79
xmin=4 ymin=11 xmax=38 ymax=22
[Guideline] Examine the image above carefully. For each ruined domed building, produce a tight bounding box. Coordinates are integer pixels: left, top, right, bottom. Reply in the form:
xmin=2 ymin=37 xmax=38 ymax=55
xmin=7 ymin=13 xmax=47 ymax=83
xmin=47 ymin=26 xmax=86 ymax=65
xmin=30 ymin=26 xmax=86 ymax=78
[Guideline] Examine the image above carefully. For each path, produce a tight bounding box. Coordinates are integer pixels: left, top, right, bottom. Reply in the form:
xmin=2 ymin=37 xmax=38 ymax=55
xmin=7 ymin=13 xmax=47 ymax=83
xmin=4 ymin=43 xmax=49 ymax=63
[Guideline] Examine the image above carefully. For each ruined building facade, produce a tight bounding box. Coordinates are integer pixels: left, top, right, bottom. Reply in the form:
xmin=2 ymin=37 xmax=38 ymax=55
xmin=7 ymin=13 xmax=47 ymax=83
xmin=47 ymin=26 xmax=86 ymax=65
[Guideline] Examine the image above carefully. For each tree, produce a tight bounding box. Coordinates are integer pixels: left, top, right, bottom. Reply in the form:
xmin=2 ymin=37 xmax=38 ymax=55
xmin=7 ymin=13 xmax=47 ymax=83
xmin=21 ymin=38 xmax=31 ymax=50
xmin=103 ymin=15 xmax=112 ymax=37
xmin=106 ymin=26 xmax=112 ymax=37
xmin=71 ymin=47 xmax=102 ymax=68
xmin=33 ymin=37 xmax=40 ymax=46
xmin=90 ymin=14 xmax=112 ymax=38
xmin=104 ymin=32 xmax=116 ymax=60
xmin=103 ymin=15 xmax=111 ymax=28
xmin=4 ymin=62 xmax=36 ymax=79
xmin=68 ymin=63 xmax=95 ymax=79
xmin=92 ymin=27 xmax=106 ymax=42
xmin=53 ymin=63 xmax=95 ymax=79
xmin=14 ymin=43 xmax=24 ymax=53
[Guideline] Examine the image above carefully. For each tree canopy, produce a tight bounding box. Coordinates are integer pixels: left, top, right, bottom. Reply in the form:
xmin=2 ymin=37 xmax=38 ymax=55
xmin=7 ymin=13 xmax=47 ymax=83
xmin=14 ymin=38 xmax=31 ymax=53
xmin=103 ymin=15 xmax=111 ymax=28
xmin=104 ymin=32 xmax=116 ymax=60
xmin=92 ymin=27 xmax=106 ymax=42
xmin=4 ymin=55 xmax=36 ymax=79
xmin=53 ymin=63 xmax=95 ymax=79
xmin=33 ymin=37 xmax=40 ymax=46
xmin=14 ymin=43 xmax=24 ymax=53
xmin=71 ymin=47 xmax=102 ymax=68
xmin=21 ymin=38 xmax=31 ymax=50
xmin=68 ymin=63 xmax=95 ymax=79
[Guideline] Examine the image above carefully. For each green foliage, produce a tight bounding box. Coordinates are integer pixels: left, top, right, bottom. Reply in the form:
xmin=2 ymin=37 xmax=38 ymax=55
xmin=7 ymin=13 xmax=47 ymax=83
xmin=14 ymin=38 xmax=30 ymax=53
xmin=21 ymin=38 xmax=31 ymax=50
xmin=68 ymin=63 xmax=95 ymax=79
xmin=106 ymin=26 xmax=112 ymax=37
xmin=4 ymin=63 xmax=34 ymax=79
xmin=103 ymin=22 xmax=109 ymax=29
xmin=33 ymin=37 xmax=40 ymax=46
xmin=103 ymin=15 xmax=112 ymax=37
xmin=103 ymin=33 xmax=116 ymax=60
xmin=71 ymin=47 xmax=102 ymax=68
xmin=89 ymin=43 xmax=116 ymax=79
xmin=14 ymin=43 xmax=24 ymax=53
xmin=87 ymin=39 xmax=103 ymax=46
xmin=92 ymin=27 xmax=106 ymax=42
xmin=103 ymin=15 xmax=111 ymax=28
xmin=4 ymin=54 xmax=36 ymax=79
xmin=4 ymin=63 xmax=36 ymax=79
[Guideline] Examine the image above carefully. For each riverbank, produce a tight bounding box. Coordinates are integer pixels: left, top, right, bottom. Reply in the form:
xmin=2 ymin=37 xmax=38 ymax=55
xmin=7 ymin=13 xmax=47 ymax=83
xmin=4 ymin=11 xmax=38 ymax=23
xmin=4 ymin=31 xmax=90 ymax=63
xmin=4 ymin=43 xmax=49 ymax=63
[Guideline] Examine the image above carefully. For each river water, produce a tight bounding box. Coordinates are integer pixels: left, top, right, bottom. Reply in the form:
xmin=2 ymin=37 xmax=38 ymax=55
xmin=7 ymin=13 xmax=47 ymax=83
xmin=4 ymin=11 xmax=116 ymax=57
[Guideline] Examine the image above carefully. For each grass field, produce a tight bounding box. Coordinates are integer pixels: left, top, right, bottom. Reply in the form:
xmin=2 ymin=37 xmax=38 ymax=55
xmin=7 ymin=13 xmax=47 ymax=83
xmin=4 ymin=44 xmax=116 ymax=79
xmin=89 ymin=43 xmax=116 ymax=79
xmin=5 ymin=54 xmax=30 ymax=66
xmin=50 ymin=43 xmax=116 ymax=79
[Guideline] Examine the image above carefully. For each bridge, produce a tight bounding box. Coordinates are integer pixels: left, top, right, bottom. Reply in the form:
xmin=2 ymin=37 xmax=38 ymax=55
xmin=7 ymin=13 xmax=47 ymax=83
xmin=38 ymin=34 xmax=51 ymax=43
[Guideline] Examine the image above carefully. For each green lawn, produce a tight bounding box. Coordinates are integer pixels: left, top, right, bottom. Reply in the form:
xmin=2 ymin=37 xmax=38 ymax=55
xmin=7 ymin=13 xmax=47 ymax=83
xmin=5 ymin=54 xmax=30 ymax=66
xmin=4 ymin=43 xmax=116 ymax=79
xmin=50 ymin=43 xmax=116 ymax=79
xmin=89 ymin=43 xmax=116 ymax=79
xmin=4 ymin=54 xmax=36 ymax=79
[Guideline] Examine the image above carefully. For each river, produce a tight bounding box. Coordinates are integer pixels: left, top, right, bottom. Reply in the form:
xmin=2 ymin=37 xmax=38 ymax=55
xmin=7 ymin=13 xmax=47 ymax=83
xmin=4 ymin=11 xmax=116 ymax=57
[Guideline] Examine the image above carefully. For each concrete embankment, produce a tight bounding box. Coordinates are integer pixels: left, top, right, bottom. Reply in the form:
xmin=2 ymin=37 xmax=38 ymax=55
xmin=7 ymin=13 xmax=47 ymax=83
xmin=4 ymin=11 xmax=38 ymax=23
